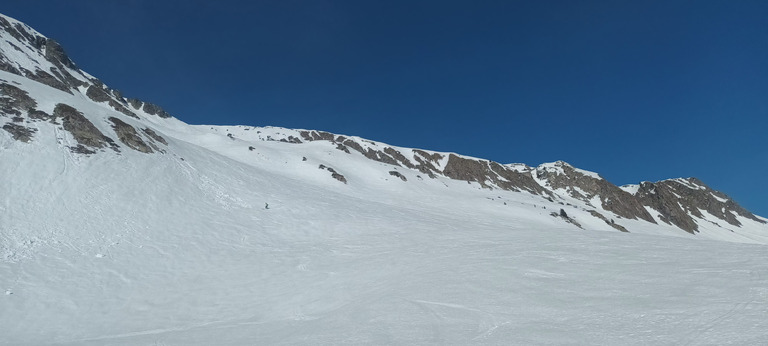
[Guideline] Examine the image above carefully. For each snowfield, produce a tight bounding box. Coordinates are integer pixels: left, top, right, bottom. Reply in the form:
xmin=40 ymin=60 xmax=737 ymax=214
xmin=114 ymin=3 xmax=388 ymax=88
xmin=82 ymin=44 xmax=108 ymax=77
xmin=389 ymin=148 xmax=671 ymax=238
xmin=2 ymin=65 xmax=768 ymax=344
xmin=3 ymin=111 xmax=768 ymax=345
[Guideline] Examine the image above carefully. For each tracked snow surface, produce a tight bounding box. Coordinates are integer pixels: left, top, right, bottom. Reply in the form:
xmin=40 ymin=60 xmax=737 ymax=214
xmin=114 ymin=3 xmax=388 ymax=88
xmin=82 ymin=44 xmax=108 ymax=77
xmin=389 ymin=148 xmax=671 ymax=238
xmin=2 ymin=13 xmax=768 ymax=345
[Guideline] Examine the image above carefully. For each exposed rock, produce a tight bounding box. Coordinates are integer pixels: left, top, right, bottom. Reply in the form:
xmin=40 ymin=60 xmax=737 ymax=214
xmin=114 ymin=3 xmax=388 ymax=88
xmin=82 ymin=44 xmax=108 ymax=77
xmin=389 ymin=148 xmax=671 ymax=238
xmin=112 ymin=89 xmax=125 ymax=102
xmin=85 ymin=85 xmax=111 ymax=102
xmin=43 ymin=39 xmax=78 ymax=70
xmin=301 ymin=130 xmax=335 ymax=142
xmin=442 ymin=154 xmax=545 ymax=193
xmin=335 ymin=143 xmax=350 ymax=153
xmin=389 ymin=171 xmax=407 ymax=182
xmin=331 ymin=173 xmax=347 ymax=184
xmin=141 ymin=102 xmax=172 ymax=118
xmin=0 ymin=17 xmax=87 ymax=93
xmin=442 ymin=154 xmax=490 ymax=185
xmin=341 ymin=139 xmax=365 ymax=154
xmin=85 ymin=85 xmax=139 ymax=119
xmin=0 ymin=82 xmax=37 ymax=113
xmin=318 ymin=164 xmax=347 ymax=184
xmin=68 ymin=144 xmax=96 ymax=154
xmin=0 ymin=60 xmax=22 ymax=76
xmin=536 ymin=162 xmax=655 ymax=223
xmin=127 ymin=98 xmax=143 ymax=110
xmin=411 ymin=155 xmax=439 ymax=179
xmin=25 ymin=67 xmax=71 ymax=93
xmin=384 ymin=147 xmax=415 ymax=168
xmin=299 ymin=130 xmax=313 ymax=141
xmin=0 ymin=16 xmax=32 ymax=45
xmin=354 ymin=147 xmax=399 ymax=166
xmin=635 ymin=178 xmax=765 ymax=234
xmin=551 ymin=210 xmax=582 ymax=229
xmin=54 ymin=103 xmax=114 ymax=151
xmin=488 ymin=162 xmax=548 ymax=195
xmin=28 ymin=109 xmax=54 ymax=122
xmin=2 ymin=123 xmax=36 ymax=142
xmin=588 ymin=210 xmax=629 ymax=232
xmin=413 ymin=149 xmax=443 ymax=163
xmin=142 ymin=127 xmax=167 ymax=145
xmin=108 ymin=117 xmax=153 ymax=153
xmin=285 ymin=135 xmax=302 ymax=144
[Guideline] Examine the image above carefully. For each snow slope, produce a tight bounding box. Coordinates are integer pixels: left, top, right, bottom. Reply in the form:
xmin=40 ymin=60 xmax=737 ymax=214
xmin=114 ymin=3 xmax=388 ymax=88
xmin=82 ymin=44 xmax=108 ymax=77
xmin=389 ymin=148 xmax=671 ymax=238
xmin=2 ymin=12 xmax=768 ymax=345
xmin=2 ymin=70 xmax=768 ymax=345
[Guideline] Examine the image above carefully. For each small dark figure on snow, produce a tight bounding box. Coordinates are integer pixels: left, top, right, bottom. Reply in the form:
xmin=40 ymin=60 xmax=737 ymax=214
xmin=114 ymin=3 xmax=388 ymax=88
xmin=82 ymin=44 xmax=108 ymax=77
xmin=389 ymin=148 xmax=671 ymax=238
xmin=265 ymin=203 xmax=269 ymax=210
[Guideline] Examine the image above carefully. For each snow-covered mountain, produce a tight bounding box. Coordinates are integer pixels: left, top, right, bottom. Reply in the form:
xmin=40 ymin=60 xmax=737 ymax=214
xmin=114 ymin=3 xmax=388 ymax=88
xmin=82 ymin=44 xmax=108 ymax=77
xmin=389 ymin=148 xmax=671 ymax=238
xmin=2 ymin=13 xmax=768 ymax=345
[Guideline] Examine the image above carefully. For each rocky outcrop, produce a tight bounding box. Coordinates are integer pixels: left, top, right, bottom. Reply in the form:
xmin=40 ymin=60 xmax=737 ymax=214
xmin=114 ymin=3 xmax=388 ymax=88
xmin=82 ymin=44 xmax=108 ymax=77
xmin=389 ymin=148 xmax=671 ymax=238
xmin=54 ymin=103 xmax=116 ymax=152
xmin=635 ymin=178 xmax=765 ymax=234
xmin=389 ymin=171 xmax=407 ymax=181
xmin=108 ymin=117 xmax=153 ymax=153
xmin=588 ymin=210 xmax=629 ymax=233
xmin=0 ymin=82 xmax=36 ymax=115
xmin=43 ymin=38 xmax=78 ymax=71
xmin=0 ymin=16 xmax=85 ymax=93
xmin=124 ymin=98 xmax=173 ymax=118
xmin=142 ymin=127 xmax=167 ymax=145
xmin=1 ymin=15 xmax=173 ymax=119
xmin=28 ymin=109 xmax=53 ymax=122
xmin=86 ymin=85 xmax=138 ymax=119
xmin=536 ymin=162 xmax=655 ymax=223
xmin=319 ymin=164 xmax=347 ymax=184
xmin=22 ymin=68 xmax=72 ymax=93
xmin=442 ymin=154 xmax=548 ymax=194
xmin=141 ymin=102 xmax=172 ymax=118
xmin=85 ymin=85 xmax=111 ymax=103
xmin=2 ymin=123 xmax=36 ymax=142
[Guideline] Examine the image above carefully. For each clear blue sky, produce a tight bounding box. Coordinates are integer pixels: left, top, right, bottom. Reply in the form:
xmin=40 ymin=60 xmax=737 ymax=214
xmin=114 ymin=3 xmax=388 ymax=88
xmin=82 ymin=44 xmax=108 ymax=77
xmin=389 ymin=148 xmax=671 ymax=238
xmin=4 ymin=1 xmax=767 ymax=216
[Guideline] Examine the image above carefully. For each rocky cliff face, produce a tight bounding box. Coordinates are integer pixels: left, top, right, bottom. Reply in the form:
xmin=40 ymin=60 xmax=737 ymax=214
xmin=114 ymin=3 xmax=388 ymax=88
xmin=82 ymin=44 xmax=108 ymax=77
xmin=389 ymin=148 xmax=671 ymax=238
xmin=631 ymin=178 xmax=765 ymax=233
xmin=533 ymin=161 xmax=656 ymax=223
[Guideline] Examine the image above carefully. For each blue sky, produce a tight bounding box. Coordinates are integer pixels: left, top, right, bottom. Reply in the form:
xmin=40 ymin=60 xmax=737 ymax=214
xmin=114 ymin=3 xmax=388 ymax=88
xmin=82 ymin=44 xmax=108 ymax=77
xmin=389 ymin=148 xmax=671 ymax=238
xmin=4 ymin=1 xmax=767 ymax=216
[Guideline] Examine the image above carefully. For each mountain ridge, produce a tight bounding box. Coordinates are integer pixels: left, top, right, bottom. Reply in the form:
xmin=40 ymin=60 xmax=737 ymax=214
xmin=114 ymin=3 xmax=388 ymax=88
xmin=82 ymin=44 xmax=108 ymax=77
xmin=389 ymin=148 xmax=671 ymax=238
xmin=0 ymin=11 xmax=765 ymax=240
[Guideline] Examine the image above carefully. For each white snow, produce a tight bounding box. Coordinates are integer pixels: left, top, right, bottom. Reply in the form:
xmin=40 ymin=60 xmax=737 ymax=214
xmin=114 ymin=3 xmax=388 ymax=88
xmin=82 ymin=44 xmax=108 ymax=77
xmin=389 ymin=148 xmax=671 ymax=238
xmin=711 ymin=193 xmax=729 ymax=203
xmin=620 ymin=184 xmax=640 ymax=195
xmin=503 ymin=163 xmax=532 ymax=173
xmin=2 ymin=37 xmax=768 ymax=345
xmin=572 ymin=166 xmax=601 ymax=179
